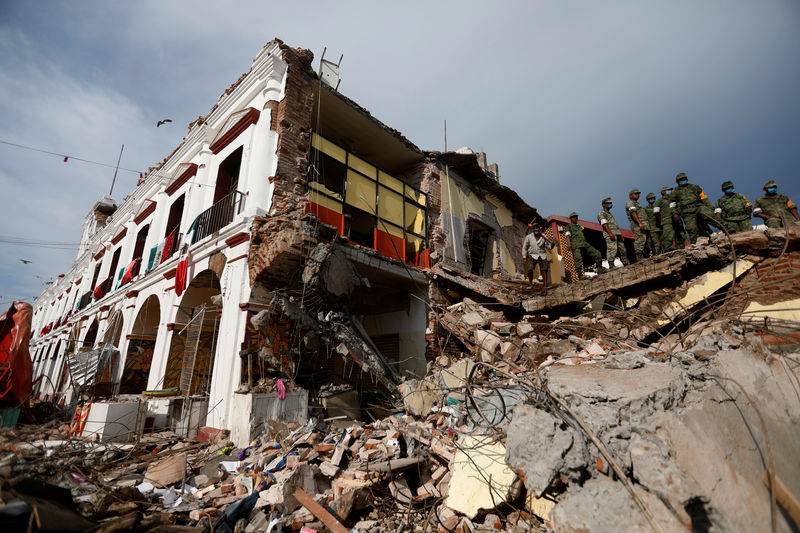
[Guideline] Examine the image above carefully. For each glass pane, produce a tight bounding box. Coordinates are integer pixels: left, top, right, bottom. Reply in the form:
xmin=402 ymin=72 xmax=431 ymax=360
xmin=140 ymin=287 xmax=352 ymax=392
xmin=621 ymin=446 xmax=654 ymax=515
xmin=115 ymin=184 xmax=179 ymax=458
xmin=311 ymin=190 xmax=343 ymax=212
xmin=405 ymin=203 xmax=426 ymax=235
xmin=309 ymin=180 xmax=343 ymax=201
xmin=312 ymin=133 xmax=346 ymax=163
xmin=405 ymin=186 xmax=427 ymax=206
xmin=406 ymin=233 xmax=426 ymax=252
xmin=379 ymin=171 xmax=403 ymax=193
xmin=378 ymin=186 xmax=403 ymax=226
xmin=381 ymin=222 xmax=404 ymax=239
xmin=348 ymin=154 xmax=376 ymax=179
xmin=345 ymin=169 xmax=376 ymax=211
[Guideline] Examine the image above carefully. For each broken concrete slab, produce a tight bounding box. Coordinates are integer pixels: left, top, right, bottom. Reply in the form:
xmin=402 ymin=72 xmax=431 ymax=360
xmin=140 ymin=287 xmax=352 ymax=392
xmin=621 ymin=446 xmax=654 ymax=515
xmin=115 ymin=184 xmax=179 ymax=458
xmin=505 ymin=405 xmax=586 ymax=497
xmin=550 ymin=477 xmax=685 ymax=532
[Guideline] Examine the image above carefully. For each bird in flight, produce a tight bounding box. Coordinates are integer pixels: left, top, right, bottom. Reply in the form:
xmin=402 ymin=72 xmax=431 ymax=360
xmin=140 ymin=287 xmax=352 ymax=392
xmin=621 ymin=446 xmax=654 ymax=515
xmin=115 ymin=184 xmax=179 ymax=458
xmin=157 ymin=119 xmax=173 ymax=127
xmin=19 ymin=259 xmax=32 ymax=264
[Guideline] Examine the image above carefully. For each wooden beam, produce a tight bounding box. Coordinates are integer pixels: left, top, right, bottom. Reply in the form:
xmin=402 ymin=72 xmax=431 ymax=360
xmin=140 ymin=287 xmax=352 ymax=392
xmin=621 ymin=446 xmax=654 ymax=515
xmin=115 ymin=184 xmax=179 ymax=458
xmin=293 ymin=487 xmax=349 ymax=533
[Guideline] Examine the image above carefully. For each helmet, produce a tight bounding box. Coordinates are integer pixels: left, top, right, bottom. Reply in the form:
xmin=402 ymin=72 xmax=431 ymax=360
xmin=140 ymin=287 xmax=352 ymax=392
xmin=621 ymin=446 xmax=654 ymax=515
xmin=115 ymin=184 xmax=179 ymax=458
xmin=602 ymin=197 xmax=613 ymax=204
xmin=675 ymin=172 xmax=688 ymax=183
xmin=660 ymin=186 xmax=672 ymax=193
xmin=646 ymin=192 xmax=656 ymax=200
xmin=569 ymin=212 xmax=578 ymax=218
xmin=764 ymin=179 xmax=777 ymax=189
xmin=629 ymin=188 xmax=641 ymax=195
xmin=721 ymin=180 xmax=734 ymax=190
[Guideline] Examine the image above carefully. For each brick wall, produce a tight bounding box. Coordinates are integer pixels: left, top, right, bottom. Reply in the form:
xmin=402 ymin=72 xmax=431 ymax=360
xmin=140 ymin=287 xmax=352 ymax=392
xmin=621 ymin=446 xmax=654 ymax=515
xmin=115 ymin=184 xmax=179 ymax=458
xmin=726 ymin=251 xmax=800 ymax=310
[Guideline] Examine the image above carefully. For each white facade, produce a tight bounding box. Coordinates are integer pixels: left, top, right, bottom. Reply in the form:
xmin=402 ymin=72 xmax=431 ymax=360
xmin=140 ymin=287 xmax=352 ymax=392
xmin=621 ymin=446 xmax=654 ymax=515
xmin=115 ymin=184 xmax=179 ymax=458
xmin=29 ymin=41 xmax=289 ymax=430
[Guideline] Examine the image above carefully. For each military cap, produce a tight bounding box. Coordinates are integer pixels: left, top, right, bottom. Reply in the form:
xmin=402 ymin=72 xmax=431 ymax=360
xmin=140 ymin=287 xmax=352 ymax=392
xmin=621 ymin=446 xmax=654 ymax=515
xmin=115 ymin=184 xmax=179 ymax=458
xmin=602 ymin=197 xmax=613 ymax=204
xmin=569 ymin=212 xmax=579 ymax=218
xmin=764 ymin=179 xmax=777 ymax=188
xmin=646 ymin=192 xmax=656 ymax=200
xmin=675 ymin=172 xmax=688 ymax=182
xmin=629 ymin=188 xmax=641 ymax=195
xmin=721 ymin=180 xmax=734 ymax=190
xmin=661 ymin=186 xmax=672 ymax=193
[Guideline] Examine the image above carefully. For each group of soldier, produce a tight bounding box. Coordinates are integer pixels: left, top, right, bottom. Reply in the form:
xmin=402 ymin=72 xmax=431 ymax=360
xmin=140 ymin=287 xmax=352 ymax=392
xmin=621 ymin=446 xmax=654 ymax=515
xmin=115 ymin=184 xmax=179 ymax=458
xmin=563 ymin=173 xmax=799 ymax=278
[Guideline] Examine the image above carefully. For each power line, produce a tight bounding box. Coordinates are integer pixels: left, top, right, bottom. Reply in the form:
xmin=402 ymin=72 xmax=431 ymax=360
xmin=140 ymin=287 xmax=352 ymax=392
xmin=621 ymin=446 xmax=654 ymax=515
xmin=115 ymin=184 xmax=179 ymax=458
xmin=0 ymin=235 xmax=86 ymax=250
xmin=0 ymin=139 xmax=143 ymax=175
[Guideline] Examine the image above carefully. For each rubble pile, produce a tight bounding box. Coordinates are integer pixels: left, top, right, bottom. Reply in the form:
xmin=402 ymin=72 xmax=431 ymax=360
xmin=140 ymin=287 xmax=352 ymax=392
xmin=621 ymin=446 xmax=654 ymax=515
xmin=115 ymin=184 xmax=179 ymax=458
xmin=4 ymin=232 xmax=800 ymax=532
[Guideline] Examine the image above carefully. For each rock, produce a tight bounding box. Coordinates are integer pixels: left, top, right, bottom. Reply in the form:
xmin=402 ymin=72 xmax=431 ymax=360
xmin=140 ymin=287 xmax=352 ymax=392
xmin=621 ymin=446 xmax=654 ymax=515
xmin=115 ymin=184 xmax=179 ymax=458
xmin=602 ymin=351 xmax=647 ymax=369
xmin=584 ymin=342 xmax=606 ymax=356
xmin=319 ymin=461 xmax=340 ymax=478
xmin=500 ymin=341 xmax=520 ymax=361
xmin=474 ymin=330 xmax=502 ymax=361
xmin=446 ymin=436 xmax=518 ymax=518
xmin=515 ymin=322 xmax=535 ymax=338
xmin=461 ymin=312 xmax=487 ymax=328
xmin=505 ymin=405 xmax=586 ymax=497
xmin=490 ymin=322 xmax=514 ymax=335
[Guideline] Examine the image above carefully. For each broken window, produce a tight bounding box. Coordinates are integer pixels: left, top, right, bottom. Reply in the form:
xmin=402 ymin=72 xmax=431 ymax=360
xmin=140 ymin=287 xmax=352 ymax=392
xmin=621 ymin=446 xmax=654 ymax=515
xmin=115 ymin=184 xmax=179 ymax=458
xmin=309 ymin=133 xmax=429 ymax=266
xmin=91 ymin=263 xmax=102 ymax=291
xmin=108 ymin=246 xmax=122 ymax=286
xmin=467 ymin=222 xmax=491 ymax=276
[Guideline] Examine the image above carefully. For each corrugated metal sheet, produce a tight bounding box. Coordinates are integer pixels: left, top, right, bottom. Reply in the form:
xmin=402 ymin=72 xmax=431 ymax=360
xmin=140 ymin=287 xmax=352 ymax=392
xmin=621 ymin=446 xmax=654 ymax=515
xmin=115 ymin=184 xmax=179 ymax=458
xmin=67 ymin=345 xmax=119 ymax=389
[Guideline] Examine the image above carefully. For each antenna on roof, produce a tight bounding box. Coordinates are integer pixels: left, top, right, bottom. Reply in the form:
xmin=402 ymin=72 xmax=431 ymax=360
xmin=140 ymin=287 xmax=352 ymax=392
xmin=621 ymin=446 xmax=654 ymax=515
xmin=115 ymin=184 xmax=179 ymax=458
xmin=318 ymin=47 xmax=343 ymax=90
xmin=109 ymin=144 xmax=124 ymax=196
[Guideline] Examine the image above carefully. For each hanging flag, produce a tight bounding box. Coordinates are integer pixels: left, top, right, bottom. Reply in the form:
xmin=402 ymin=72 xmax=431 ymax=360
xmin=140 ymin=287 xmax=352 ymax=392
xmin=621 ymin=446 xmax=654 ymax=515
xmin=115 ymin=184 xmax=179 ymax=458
xmin=154 ymin=238 xmax=166 ymax=267
xmin=146 ymin=244 xmax=158 ymax=272
xmin=63 ymin=156 xmax=68 ymax=162
xmin=120 ymin=258 xmax=140 ymax=286
xmin=113 ymin=266 xmax=125 ymax=291
xmin=174 ymin=244 xmax=191 ymax=297
xmin=160 ymin=232 xmax=175 ymax=264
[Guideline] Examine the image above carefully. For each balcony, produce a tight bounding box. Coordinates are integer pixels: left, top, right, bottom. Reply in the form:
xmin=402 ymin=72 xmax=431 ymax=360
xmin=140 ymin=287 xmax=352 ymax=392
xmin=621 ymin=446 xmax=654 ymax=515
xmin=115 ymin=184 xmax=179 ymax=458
xmin=191 ymin=190 xmax=244 ymax=244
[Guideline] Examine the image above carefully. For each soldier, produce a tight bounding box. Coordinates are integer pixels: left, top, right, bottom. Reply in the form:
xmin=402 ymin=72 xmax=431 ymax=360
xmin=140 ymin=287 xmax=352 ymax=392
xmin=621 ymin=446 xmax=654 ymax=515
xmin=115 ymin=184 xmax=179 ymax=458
xmin=597 ymin=197 xmax=629 ymax=267
xmin=753 ymin=179 xmax=800 ymax=228
xmin=644 ymin=193 xmax=663 ymax=254
xmin=669 ymin=172 xmax=722 ymax=243
xmin=564 ymin=212 xmax=604 ymax=278
xmin=654 ymin=185 xmax=686 ymax=250
xmin=714 ymin=180 xmax=752 ymax=233
xmin=625 ymin=189 xmax=653 ymax=260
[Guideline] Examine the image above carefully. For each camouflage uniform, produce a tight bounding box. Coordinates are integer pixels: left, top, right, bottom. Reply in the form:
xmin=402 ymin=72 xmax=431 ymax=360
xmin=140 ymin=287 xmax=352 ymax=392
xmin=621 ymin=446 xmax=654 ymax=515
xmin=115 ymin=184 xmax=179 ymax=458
xmin=715 ymin=181 xmax=752 ymax=233
xmin=644 ymin=193 xmax=663 ymax=254
xmin=598 ymin=200 xmax=629 ymax=266
xmin=564 ymin=216 xmax=603 ymax=275
xmin=653 ymin=187 xmax=686 ymax=250
xmin=669 ymin=173 xmax=722 ymax=243
xmin=754 ymin=193 xmax=797 ymax=228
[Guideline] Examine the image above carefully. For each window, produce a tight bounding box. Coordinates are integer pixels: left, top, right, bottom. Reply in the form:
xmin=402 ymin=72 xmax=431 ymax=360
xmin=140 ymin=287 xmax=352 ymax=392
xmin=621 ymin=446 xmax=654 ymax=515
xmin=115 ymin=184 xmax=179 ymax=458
xmin=91 ymin=263 xmax=102 ymax=291
xmin=214 ymin=147 xmax=242 ymax=204
xmin=133 ymin=225 xmax=149 ymax=261
xmin=108 ymin=247 xmax=122 ymax=284
xmin=165 ymin=194 xmax=185 ymax=239
xmin=309 ymin=133 xmax=429 ymax=266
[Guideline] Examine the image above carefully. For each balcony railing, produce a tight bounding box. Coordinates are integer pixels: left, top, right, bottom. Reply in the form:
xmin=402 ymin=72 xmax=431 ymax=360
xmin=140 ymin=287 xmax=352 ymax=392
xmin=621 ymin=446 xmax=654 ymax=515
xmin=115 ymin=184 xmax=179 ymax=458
xmin=192 ymin=191 xmax=244 ymax=244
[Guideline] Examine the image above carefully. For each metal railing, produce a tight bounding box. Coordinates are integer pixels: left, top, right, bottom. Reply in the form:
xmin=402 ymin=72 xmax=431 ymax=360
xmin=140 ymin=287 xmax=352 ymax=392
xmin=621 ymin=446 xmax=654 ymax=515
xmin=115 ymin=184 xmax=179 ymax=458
xmin=192 ymin=191 xmax=244 ymax=244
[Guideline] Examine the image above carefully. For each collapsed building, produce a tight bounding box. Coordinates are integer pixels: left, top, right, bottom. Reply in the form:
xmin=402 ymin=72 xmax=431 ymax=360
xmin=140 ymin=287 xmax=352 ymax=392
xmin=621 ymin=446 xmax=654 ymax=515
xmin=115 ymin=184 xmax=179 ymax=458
xmin=28 ymin=39 xmax=540 ymax=445
xmin=16 ymin=39 xmax=800 ymax=533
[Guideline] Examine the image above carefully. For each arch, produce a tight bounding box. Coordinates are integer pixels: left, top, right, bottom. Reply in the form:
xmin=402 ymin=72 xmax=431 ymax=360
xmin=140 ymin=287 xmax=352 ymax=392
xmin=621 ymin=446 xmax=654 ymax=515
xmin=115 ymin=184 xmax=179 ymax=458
xmin=82 ymin=319 xmax=99 ymax=351
xmin=163 ymin=269 xmax=221 ymax=395
xmin=120 ymin=295 xmax=160 ymax=394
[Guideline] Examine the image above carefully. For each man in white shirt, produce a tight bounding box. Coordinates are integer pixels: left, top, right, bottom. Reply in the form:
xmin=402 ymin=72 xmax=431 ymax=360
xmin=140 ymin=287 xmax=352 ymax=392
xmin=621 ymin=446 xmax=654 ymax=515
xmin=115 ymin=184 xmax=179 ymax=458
xmin=522 ymin=225 xmax=554 ymax=288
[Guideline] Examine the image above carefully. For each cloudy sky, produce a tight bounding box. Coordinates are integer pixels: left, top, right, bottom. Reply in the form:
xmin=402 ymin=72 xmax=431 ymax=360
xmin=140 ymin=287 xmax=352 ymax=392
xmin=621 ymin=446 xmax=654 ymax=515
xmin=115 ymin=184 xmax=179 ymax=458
xmin=1 ymin=1 xmax=798 ymax=305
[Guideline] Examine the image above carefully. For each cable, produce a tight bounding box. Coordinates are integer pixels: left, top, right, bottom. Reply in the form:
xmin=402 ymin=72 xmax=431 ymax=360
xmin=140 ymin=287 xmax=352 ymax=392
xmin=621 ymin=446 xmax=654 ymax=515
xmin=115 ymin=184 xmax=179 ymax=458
xmin=0 ymin=139 xmax=143 ymax=175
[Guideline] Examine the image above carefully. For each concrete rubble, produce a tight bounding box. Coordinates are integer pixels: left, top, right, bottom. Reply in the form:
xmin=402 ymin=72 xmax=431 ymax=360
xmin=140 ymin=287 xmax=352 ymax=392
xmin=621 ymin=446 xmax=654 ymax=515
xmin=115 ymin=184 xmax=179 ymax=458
xmin=3 ymin=229 xmax=800 ymax=532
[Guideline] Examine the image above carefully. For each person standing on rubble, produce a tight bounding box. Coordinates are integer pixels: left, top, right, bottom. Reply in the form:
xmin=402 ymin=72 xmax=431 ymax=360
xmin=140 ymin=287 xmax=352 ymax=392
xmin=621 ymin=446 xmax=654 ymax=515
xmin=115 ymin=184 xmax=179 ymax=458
xmin=564 ymin=212 xmax=605 ymax=278
xmin=669 ymin=172 xmax=722 ymax=243
xmin=522 ymin=225 xmax=554 ymax=288
xmin=644 ymin=193 xmax=663 ymax=254
xmin=654 ymin=186 xmax=686 ymax=250
xmin=598 ymin=198 xmax=629 ymax=267
xmin=753 ymin=180 xmax=800 ymax=228
xmin=625 ymin=189 xmax=653 ymax=261
xmin=715 ymin=180 xmax=752 ymax=233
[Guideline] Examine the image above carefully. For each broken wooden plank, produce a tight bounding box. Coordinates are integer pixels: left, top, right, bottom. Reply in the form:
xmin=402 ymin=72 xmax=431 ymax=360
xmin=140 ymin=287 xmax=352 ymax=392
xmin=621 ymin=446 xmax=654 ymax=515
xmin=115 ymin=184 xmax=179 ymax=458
xmin=365 ymin=456 xmax=425 ymax=472
xmin=293 ymin=487 xmax=349 ymax=533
